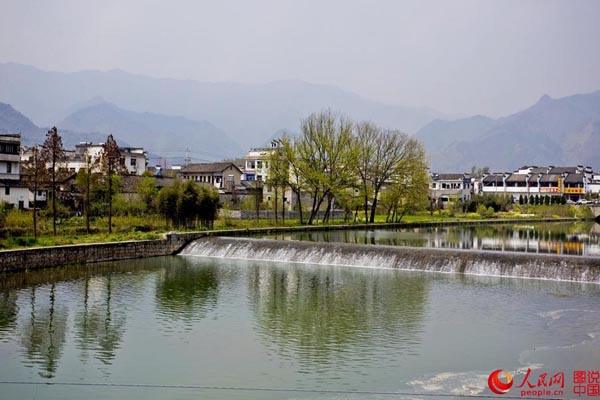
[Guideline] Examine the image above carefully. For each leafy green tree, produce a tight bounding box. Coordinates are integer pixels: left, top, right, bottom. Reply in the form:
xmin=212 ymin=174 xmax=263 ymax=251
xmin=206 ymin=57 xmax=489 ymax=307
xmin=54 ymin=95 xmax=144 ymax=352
xmin=179 ymin=180 xmax=200 ymax=228
xmin=295 ymin=110 xmax=356 ymax=224
xmin=197 ymin=185 xmax=219 ymax=229
xmin=158 ymin=180 xmax=181 ymax=228
xmin=355 ymin=122 xmax=425 ymax=223
xmin=136 ymin=176 xmax=158 ymax=213
xmin=279 ymin=136 xmax=306 ymax=224
xmin=380 ymin=141 xmax=429 ymax=223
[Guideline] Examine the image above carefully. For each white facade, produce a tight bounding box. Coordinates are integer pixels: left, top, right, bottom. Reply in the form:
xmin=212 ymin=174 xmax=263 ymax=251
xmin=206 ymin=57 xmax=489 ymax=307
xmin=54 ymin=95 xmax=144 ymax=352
xmin=1 ymin=134 xmax=30 ymax=209
xmin=66 ymin=143 xmax=148 ymax=176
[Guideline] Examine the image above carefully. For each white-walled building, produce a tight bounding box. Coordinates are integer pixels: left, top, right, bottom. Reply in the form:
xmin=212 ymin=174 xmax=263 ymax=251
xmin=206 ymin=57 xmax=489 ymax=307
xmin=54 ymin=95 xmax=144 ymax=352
xmin=65 ymin=142 xmax=148 ymax=175
xmin=429 ymin=173 xmax=472 ymax=207
xmin=0 ymin=134 xmax=31 ymax=209
xmin=479 ymin=166 xmax=594 ymax=201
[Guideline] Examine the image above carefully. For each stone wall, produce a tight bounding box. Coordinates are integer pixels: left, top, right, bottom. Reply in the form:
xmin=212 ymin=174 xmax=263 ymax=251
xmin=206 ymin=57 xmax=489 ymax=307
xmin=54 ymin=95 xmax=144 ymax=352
xmin=0 ymin=234 xmax=205 ymax=273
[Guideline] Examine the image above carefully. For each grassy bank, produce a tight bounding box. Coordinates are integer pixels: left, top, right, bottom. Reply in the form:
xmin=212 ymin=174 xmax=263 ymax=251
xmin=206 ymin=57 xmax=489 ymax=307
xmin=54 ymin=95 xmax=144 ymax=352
xmin=0 ymin=204 xmax=594 ymax=250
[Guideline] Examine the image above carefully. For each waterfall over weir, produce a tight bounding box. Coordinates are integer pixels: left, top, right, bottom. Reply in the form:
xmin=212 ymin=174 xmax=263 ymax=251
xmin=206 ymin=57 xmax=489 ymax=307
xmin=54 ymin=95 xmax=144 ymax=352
xmin=179 ymin=237 xmax=600 ymax=284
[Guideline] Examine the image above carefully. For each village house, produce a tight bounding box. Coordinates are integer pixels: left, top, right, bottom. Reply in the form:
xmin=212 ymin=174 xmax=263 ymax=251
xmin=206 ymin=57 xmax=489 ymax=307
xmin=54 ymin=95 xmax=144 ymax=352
xmin=64 ymin=142 xmax=148 ymax=176
xmin=429 ymin=173 xmax=472 ymax=208
xmin=180 ymin=162 xmax=243 ymax=191
xmin=0 ymin=134 xmax=30 ymax=209
xmin=479 ymin=165 xmax=594 ymax=201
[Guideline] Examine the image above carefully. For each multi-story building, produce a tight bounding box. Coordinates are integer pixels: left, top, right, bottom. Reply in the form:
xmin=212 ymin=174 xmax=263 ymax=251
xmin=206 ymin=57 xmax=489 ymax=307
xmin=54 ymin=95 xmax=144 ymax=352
xmin=429 ymin=173 xmax=472 ymax=207
xmin=0 ymin=134 xmax=30 ymax=209
xmin=242 ymin=141 xmax=281 ymax=182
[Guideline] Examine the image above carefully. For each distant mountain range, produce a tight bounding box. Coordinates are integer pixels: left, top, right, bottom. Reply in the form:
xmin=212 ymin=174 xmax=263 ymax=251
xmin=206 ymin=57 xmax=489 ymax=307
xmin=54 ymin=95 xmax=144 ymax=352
xmin=416 ymin=91 xmax=600 ymax=171
xmin=0 ymin=62 xmax=446 ymax=151
xmin=2 ymin=62 xmax=600 ymax=171
xmin=59 ymin=101 xmax=242 ymax=162
xmin=0 ymin=102 xmax=110 ymax=148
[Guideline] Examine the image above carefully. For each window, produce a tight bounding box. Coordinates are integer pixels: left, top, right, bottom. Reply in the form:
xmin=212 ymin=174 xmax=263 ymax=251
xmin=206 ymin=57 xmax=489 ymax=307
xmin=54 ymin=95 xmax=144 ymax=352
xmin=130 ymin=158 xmax=137 ymax=166
xmin=256 ymin=161 xmax=262 ymax=169
xmin=4 ymin=187 xmax=9 ymax=195
xmin=246 ymin=161 xmax=255 ymax=169
xmin=38 ymin=190 xmax=43 ymax=196
xmin=6 ymin=162 xmax=11 ymax=174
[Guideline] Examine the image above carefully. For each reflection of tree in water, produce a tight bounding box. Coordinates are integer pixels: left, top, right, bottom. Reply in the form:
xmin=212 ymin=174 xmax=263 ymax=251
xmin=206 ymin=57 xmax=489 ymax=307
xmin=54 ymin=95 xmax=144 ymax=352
xmin=0 ymin=290 xmax=18 ymax=340
xmin=248 ymin=265 xmax=428 ymax=368
xmin=75 ymin=276 xmax=126 ymax=366
xmin=155 ymin=258 xmax=219 ymax=324
xmin=20 ymin=285 xmax=68 ymax=378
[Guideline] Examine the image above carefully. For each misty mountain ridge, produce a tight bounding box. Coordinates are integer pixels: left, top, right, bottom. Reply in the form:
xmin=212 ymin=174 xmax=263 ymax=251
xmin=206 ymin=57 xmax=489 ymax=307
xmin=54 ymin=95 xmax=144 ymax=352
xmin=59 ymin=101 xmax=242 ymax=162
xmin=0 ymin=102 xmax=112 ymax=147
xmin=0 ymin=62 xmax=447 ymax=149
xmin=416 ymin=91 xmax=600 ymax=171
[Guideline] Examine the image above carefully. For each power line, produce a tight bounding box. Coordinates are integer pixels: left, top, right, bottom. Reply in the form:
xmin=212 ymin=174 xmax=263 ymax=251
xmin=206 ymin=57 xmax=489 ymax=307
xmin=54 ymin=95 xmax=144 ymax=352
xmin=0 ymin=381 xmax=565 ymax=400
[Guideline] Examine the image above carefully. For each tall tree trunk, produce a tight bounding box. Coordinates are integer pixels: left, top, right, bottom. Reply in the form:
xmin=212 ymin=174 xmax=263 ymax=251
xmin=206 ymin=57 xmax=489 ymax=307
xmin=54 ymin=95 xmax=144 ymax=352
xmin=108 ymin=169 xmax=113 ymax=234
xmin=369 ymin=188 xmax=380 ymax=224
xmin=33 ymin=177 xmax=38 ymax=239
xmin=52 ymin=158 xmax=57 ymax=236
xmin=322 ymin=193 xmax=333 ymax=224
xmin=295 ymin=190 xmax=303 ymax=225
xmin=281 ymin=186 xmax=285 ymax=224
xmin=85 ymin=171 xmax=90 ymax=233
xmin=274 ymin=186 xmax=278 ymax=223
xmin=308 ymin=192 xmax=319 ymax=225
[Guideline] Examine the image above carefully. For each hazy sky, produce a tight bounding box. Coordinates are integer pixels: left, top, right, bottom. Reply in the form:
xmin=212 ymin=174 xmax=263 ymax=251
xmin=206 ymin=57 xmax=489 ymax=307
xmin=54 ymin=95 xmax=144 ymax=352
xmin=2 ymin=0 xmax=599 ymax=117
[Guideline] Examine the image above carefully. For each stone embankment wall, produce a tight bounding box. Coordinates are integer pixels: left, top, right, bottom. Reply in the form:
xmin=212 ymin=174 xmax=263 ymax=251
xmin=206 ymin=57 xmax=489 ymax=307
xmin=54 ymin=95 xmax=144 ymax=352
xmin=0 ymin=217 xmax=584 ymax=273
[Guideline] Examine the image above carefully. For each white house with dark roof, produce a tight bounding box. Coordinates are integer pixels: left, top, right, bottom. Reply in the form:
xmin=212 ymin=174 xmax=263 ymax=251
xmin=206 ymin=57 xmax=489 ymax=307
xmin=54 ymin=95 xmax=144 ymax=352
xmin=478 ymin=165 xmax=594 ymax=201
xmin=429 ymin=173 xmax=472 ymax=207
xmin=180 ymin=162 xmax=243 ymax=190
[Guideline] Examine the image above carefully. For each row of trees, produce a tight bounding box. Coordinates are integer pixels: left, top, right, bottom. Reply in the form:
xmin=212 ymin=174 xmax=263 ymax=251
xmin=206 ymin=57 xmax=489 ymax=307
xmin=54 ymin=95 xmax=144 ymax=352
xmin=22 ymin=128 xmax=127 ymax=237
xmin=518 ymin=194 xmax=567 ymax=205
xmin=267 ymin=110 xmax=429 ymax=224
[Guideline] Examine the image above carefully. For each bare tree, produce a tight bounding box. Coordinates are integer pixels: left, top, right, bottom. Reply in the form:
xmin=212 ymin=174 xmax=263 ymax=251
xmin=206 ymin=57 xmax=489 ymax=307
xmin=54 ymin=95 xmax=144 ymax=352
xmin=41 ymin=127 xmax=66 ymax=235
xmin=22 ymin=145 xmax=48 ymax=238
xmin=100 ymin=134 xmax=126 ymax=233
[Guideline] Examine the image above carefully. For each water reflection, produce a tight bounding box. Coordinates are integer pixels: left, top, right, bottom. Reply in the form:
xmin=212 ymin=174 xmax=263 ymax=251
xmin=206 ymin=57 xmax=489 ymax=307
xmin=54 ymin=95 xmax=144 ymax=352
xmin=155 ymin=257 xmax=219 ymax=324
xmin=248 ymin=265 xmax=428 ymax=372
xmin=19 ymin=285 xmax=68 ymax=378
xmin=266 ymin=222 xmax=600 ymax=256
xmin=0 ymin=290 xmax=17 ymax=340
xmin=75 ymin=276 xmax=126 ymax=365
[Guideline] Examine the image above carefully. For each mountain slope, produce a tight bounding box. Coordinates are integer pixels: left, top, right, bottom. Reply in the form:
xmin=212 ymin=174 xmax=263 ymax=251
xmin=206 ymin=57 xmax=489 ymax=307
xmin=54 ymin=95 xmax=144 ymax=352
xmin=415 ymin=115 xmax=496 ymax=167
xmin=0 ymin=102 xmax=122 ymax=148
xmin=418 ymin=91 xmax=600 ymax=171
xmin=59 ymin=102 xmax=242 ymax=161
xmin=0 ymin=63 xmax=445 ymax=148
xmin=0 ymin=102 xmax=40 ymax=136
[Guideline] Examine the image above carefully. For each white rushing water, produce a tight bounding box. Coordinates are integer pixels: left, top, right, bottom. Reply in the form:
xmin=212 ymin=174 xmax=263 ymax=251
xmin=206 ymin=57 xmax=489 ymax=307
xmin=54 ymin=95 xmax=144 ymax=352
xmin=180 ymin=237 xmax=600 ymax=283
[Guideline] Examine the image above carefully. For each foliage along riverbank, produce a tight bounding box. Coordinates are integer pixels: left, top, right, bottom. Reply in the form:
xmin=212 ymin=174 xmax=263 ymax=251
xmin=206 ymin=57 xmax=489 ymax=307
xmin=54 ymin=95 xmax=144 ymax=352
xmin=0 ymin=203 xmax=594 ymax=251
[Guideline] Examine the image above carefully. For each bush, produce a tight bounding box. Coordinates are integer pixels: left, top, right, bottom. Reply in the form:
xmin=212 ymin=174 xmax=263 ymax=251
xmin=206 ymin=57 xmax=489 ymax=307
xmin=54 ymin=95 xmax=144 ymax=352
xmin=466 ymin=194 xmax=512 ymax=213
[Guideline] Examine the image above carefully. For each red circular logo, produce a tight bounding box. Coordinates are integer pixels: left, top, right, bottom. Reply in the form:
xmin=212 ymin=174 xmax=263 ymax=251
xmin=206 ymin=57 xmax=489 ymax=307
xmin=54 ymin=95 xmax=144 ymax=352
xmin=488 ymin=369 xmax=514 ymax=395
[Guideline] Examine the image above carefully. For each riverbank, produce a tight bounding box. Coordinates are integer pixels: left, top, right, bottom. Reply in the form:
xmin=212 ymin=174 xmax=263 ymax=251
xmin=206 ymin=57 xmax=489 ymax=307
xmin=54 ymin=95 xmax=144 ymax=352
xmin=0 ymin=216 xmax=591 ymax=273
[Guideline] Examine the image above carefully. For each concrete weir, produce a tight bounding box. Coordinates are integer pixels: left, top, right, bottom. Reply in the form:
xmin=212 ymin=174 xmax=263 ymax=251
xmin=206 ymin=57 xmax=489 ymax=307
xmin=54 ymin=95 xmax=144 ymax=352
xmin=180 ymin=237 xmax=600 ymax=284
